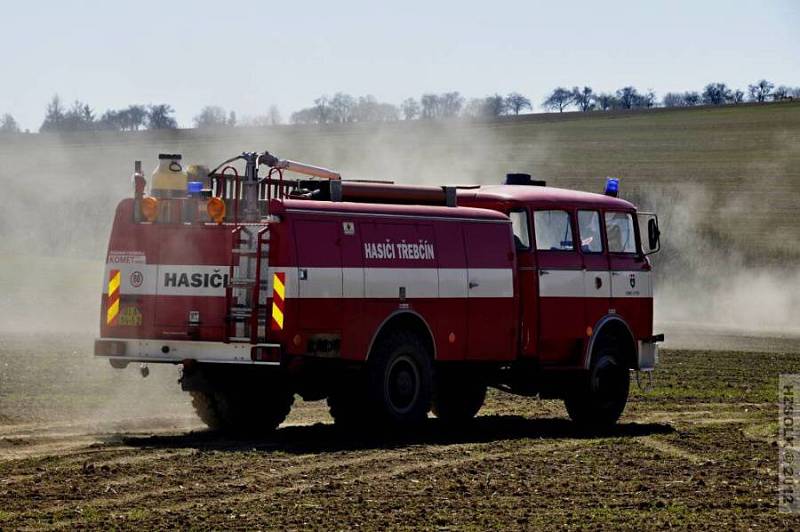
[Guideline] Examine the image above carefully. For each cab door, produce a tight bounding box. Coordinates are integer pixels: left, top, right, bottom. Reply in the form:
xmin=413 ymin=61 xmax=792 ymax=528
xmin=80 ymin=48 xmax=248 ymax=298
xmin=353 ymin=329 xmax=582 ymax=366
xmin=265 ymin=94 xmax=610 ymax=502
xmin=533 ymin=209 xmax=585 ymax=365
xmin=577 ymin=210 xmax=611 ymax=332
xmin=605 ymin=210 xmax=653 ymax=338
xmin=509 ymin=209 xmax=538 ymax=357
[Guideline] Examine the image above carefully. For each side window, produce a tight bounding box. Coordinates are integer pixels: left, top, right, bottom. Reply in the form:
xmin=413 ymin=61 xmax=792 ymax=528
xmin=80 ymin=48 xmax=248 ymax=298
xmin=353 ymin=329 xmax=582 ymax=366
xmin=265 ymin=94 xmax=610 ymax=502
xmin=534 ymin=210 xmax=574 ymax=251
xmin=605 ymin=212 xmax=637 ymax=253
xmin=578 ymin=210 xmax=603 ymax=253
xmin=509 ymin=210 xmax=530 ymax=250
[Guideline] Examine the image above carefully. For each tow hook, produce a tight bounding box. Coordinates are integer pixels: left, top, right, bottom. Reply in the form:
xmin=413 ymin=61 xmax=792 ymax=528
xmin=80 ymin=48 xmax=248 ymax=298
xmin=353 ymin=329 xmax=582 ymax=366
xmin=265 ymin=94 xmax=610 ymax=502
xmin=635 ymin=370 xmax=654 ymax=392
xmin=139 ymin=363 xmax=150 ymax=378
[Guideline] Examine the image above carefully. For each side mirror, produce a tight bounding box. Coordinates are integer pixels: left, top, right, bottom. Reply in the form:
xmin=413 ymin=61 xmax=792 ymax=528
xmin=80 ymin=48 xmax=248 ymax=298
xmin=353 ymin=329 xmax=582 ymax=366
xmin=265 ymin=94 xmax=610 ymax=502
xmin=637 ymin=212 xmax=661 ymax=255
xmin=647 ymin=218 xmax=660 ymax=252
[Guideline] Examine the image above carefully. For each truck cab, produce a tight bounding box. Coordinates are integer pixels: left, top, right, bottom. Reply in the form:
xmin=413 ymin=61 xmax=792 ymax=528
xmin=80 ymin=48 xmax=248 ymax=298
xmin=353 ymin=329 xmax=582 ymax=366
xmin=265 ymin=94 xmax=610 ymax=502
xmin=458 ymin=176 xmax=659 ymax=372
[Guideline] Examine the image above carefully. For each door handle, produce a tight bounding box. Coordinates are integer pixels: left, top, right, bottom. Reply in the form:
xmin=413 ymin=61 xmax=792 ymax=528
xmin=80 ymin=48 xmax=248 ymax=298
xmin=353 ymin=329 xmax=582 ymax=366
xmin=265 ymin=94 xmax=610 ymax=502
xmin=595 ymin=276 xmax=603 ymax=289
xmin=539 ymin=270 xmax=550 ymax=276
xmin=299 ymin=268 xmax=308 ymax=280
xmin=469 ymin=281 xmax=480 ymax=289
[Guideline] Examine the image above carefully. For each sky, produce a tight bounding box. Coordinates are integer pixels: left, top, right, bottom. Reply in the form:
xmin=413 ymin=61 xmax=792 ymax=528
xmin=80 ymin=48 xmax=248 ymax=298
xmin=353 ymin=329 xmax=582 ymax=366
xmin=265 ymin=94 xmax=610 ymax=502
xmin=1 ymin=0 xmax=798 ymax=131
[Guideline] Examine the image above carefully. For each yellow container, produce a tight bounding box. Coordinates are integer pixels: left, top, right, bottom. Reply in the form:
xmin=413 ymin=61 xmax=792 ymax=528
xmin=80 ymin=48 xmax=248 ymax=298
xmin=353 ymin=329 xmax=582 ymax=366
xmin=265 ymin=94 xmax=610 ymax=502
xmin=151 ymin=154 xmax=187 ymax=198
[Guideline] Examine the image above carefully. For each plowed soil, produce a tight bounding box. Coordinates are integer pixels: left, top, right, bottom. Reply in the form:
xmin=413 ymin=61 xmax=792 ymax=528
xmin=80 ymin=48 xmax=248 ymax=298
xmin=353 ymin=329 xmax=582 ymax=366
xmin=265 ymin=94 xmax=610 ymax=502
xmin=1 ymin=333 xmax=799 ymax=529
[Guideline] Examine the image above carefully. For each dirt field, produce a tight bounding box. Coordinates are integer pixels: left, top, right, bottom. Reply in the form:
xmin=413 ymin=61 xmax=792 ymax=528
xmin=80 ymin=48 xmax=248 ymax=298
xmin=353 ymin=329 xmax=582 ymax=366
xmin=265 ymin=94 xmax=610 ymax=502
xmin=1 ymin=333 xmax=799 ymax=529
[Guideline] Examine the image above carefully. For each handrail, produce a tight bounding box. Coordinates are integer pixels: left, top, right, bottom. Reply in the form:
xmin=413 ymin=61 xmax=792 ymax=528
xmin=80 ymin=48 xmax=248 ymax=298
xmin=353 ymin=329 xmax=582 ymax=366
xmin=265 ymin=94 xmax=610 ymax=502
xmin=251 ymin=226 xmax=271 ymax=342
xmin=218 ymin=166 xmax=240 ymax=224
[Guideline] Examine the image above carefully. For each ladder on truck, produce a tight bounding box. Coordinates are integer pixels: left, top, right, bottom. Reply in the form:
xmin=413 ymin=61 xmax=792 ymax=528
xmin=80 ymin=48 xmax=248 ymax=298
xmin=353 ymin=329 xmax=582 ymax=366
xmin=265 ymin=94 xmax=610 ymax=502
xmin=225 ymin=225 xmax=271 ymax=343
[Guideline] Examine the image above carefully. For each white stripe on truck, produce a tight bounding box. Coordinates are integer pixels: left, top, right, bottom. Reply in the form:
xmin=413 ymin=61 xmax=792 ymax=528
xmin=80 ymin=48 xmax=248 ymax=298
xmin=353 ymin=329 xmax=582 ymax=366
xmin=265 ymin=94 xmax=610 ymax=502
xmin=104 ymin=263 xmax=650 ymax=300
xmin=104 ymin=264 xmax=514 ymax=299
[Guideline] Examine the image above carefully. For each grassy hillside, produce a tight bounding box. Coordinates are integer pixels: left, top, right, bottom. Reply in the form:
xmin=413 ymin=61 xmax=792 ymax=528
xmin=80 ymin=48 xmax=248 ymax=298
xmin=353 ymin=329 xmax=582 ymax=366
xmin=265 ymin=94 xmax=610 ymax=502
xmin=1 ymin=101 xmax=798 ymax=260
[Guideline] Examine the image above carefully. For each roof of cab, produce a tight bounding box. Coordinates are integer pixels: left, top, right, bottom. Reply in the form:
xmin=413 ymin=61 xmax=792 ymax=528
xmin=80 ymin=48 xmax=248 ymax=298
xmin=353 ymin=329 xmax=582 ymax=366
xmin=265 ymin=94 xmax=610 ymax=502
xmin=457 ymin=184 xmax=636 ymax=210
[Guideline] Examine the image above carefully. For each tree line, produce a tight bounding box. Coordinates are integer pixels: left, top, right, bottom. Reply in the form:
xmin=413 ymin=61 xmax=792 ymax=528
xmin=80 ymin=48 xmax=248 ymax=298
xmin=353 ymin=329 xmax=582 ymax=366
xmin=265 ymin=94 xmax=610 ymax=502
xmin=542 ymin=80 xmax=799 ymax=113
xmin=0 ymin=79 xmax=797 ymax=135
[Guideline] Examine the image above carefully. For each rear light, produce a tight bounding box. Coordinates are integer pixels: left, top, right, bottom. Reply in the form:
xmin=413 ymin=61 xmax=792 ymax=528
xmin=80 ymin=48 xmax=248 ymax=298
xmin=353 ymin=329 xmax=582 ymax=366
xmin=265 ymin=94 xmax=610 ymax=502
xmin=140 ymin=196 xmax=159 ymax=222
xmin=252 ymin=345 xmax=281 ymax=363
xmin=95 ymin=339 xmax=127 ymax=356
xmin=207 ymin=197 xmax=226 ymax=224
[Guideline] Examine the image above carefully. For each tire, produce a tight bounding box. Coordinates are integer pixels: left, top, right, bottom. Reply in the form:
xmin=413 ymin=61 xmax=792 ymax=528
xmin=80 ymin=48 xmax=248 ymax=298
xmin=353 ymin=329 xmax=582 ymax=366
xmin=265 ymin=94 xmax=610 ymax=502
xmin=564 ymin=345 xmax=630 ymax=431
xmin=190 ymin=383 xmax=294 ymax=435
xmin=365 ymin=330 xmax=433 ymax=426
xmin=327 ymin=373 xmax=367 ymax=428
xmin=432 ymin=369 xmax=486 ymax=424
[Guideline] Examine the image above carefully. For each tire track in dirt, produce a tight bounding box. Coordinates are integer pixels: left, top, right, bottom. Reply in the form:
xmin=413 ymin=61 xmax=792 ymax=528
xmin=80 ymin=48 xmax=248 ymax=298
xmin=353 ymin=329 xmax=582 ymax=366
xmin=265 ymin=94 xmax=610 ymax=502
xmin=39 ymin=437 xmax=596 ymax=528
xmin=17 ymin=437 xmax=589 ymax=527
xmin=5 ymin=441 xmax=438 ymax=521
xmin=636 ymin=436 xmax=706 ymax=463
xmin=145 ymin=438 xmax=597 ymax=518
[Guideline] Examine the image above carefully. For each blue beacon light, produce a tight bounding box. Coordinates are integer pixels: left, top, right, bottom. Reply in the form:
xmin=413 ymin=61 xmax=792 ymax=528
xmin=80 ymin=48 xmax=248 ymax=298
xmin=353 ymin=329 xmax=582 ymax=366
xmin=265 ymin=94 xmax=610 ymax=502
xmin=604 ymin=177 xmax=619 ymax=197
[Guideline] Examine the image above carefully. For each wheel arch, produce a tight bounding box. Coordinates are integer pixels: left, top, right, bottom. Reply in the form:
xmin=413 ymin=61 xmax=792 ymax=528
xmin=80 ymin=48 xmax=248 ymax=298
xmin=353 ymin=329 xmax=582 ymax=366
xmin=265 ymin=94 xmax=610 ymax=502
xmin=584 ymin=315 xmax=637 ymax=369
xmin=366 ymin=310 xmax=436 ymax=361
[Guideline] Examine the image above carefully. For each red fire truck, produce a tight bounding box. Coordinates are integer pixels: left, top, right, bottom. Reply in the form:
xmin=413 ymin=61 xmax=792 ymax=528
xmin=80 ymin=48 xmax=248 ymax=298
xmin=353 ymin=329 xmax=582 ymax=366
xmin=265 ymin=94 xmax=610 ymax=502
xmin=94 ymin=150 xmax=662 ymax=433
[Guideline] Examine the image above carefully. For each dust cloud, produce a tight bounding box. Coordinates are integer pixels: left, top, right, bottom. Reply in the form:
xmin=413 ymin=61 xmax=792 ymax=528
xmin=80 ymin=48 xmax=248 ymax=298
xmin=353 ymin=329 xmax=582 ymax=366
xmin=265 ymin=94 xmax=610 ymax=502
xmin=0 ymin=119 xmax=797 ymax=425
xmin=634 ymin=183 xmax=800 ymax=343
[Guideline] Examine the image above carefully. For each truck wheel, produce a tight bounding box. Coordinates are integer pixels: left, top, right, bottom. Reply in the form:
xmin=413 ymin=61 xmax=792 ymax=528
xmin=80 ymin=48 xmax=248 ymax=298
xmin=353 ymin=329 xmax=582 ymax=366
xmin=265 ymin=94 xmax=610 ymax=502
xmin=564 ymin=346 xmax=629 ymax=431
xmin=432 ymin=370 xmax=486 ymax=424
xmin=190 ymin=385 xmax=294 ymax=435
xmin=366 ymin=330 xmax=433 ymax=426
xmin=327 ymin=373 xmax=367 ymax=427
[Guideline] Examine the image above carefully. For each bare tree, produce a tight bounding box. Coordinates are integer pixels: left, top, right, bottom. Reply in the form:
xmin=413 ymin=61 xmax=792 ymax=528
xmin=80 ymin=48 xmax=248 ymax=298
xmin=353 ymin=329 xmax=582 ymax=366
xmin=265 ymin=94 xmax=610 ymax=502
xmin=147 ymin=104 xmax=177 ymax=129
xmin=542 ymin=87 xmax=574 ymax=112
xmin=420 ymin=94 xmax=441 ymax=119
xmin=615 ymin=86 xmax=641 ymax=109
xmin=290 ymin=107 xmax=321 ymax=125
xmin=440 ymin=92 xmax=464 ymax=117
xmin=748 ymin=79 xmax=774 ymax=102
xmin=309 ymin=96 xmax=330 ymax=124
xmin=731 ymin=89 xmax=745 ymax=104
xmin=664 ymin=91 xmax=701 ymax=108
xmin=594 ymin=93 xmax=617 ymax=111
xmin=572 ymin=86 xmax=595 ymax=112
xmin=772 ymin=86 xmax=793 ymax=101
xmin=0 ymin=113 xmax=20 ymax=133
xmin=662 ymin=92 xmax=686 ymax=107
xmin=356 ymin=96 xmax=399 ymax=122
xmin=702 ymin=83 xmax=733 ymax=105
xmin=400 ymin=98 xmax=420 ymax=120
xmin=193 ymin=106 xmax=229 ymax=128
xmin=463 ymin=98 xmax=486 ymax=118
xmin=684 ymin=91 xmax=701 ymax=106
xmin=505 ymin=92 xmax=531 ymax=115
xmin=125 ymin=105 xmax=148 ymax=130
xmin=330 ymin=93 xmax=356 ymax=123
xmin=39 ymin=95 xmax=65 ymax=132
xmin=464 ymin=95 xmax=507 ymax=118
xmin=485 ymin=94 xmax=507 ymax=117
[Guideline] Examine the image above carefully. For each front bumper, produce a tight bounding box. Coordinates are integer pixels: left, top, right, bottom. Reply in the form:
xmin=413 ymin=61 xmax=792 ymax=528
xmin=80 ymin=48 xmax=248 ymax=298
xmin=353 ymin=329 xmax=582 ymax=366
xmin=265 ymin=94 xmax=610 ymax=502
xmin=637 ymin=334 xmax=664 ymax=371
xmin=94 ymin=338 xmax=280 ymax=366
